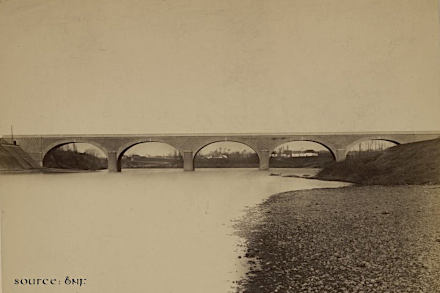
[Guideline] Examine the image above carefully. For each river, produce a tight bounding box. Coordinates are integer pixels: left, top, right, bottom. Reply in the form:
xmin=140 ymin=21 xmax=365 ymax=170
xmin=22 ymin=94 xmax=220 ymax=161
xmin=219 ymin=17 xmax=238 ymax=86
xmin=0 ymin=168 xmax=349 ymax=293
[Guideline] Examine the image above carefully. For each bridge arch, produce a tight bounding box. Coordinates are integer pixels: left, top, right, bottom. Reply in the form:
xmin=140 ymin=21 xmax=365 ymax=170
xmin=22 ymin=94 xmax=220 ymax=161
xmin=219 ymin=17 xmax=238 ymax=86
xmin=268 ymin=140 xmax=337 ymax=168
xmin=193 ymin=140 xmax=261 ymax=169
xmin=117 ymin=140 xmax=183 ymax=171
xmin=269 ymin=140 xmax=338 ymax=161
xmin=345 ymin=137 xmax=400 ymax=157
xmin=42 ymin=140 xmax=109 ymax=169
xmin=117 ymin=139 xmax=181 ymax=160
xmin=43 ymin=140 xmax=109 ymax=160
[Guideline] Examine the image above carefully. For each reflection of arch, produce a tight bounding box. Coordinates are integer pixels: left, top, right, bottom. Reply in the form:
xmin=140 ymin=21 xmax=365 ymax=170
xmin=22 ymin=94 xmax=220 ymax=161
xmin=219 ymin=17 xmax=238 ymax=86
xmin=43 ymin=140 xmax=109 ymax=161
xmin=345 ymin=137 xmax=400 ymax=155
xmin=269 ymin=140 xmax=337 ymax=160
xmin=193 ymin=140 xmax=260 ymax=169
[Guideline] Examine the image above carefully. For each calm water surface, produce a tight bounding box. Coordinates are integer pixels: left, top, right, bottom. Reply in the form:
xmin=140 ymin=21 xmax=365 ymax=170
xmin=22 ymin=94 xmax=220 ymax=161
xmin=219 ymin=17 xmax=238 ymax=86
xmin=0 ymin=168 xmax=349 ymax=293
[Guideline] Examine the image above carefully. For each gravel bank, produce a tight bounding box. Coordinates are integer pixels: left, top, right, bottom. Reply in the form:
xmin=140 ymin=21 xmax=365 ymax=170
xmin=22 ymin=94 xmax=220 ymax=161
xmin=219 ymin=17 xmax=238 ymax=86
xmin=235 ymin=185 xmax=440 ymax=292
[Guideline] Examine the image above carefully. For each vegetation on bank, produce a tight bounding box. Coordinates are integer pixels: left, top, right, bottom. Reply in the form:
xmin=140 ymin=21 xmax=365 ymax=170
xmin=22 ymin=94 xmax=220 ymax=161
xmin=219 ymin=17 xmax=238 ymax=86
xmin=43 ymin=149 xmax=107 ymax=170
xmin=317 ymin=138 xmax=440 ymax=185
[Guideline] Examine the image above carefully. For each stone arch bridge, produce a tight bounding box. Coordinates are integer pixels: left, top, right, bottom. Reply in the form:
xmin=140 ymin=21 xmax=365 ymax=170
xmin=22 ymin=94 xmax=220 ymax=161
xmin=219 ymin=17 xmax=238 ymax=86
xmin=2 ymin=132 xmax=439 ymax=172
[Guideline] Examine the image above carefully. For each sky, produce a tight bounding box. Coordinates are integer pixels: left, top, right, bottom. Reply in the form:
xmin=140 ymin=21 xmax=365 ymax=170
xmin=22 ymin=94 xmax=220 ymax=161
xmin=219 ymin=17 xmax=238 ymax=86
xmin=1 ymin=0 xmax=440 ymax=135
xmin=124 ymin=142 xmax=179 ymax=157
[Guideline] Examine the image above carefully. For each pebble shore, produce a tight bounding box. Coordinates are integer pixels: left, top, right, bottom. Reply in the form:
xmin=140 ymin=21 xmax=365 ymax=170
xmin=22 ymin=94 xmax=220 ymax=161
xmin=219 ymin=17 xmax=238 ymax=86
xmin=235 ymin=185 xmax=440 ymax=292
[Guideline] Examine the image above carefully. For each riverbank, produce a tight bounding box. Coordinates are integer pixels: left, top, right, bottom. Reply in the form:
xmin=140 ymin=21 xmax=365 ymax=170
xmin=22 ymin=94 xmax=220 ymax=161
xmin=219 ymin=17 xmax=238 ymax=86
xmin=316 ymin=138 xmax=440 ymax=185
xmin=235 ymin=185 xmax=440 ymax=292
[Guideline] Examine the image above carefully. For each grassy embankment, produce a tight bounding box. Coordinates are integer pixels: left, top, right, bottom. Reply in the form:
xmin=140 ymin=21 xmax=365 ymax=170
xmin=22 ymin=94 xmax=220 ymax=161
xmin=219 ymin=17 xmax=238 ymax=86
xmin=317 ymin=138 xmax=440 ymax=185
xmin=0 ymin=143 xmax=39 ymax=171
xmin=236 ymin=139 xmax=440 ymax=292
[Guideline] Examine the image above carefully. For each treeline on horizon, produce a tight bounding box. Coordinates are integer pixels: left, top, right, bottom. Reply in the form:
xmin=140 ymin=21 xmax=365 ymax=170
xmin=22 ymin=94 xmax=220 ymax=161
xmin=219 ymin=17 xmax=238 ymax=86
xmin=195 ymin=152 xmax=259 ymax=168
xmin=270 ymin=152 xmax=334 ymax=168
xmin=121 ymin=155 xmax=183 ymax=168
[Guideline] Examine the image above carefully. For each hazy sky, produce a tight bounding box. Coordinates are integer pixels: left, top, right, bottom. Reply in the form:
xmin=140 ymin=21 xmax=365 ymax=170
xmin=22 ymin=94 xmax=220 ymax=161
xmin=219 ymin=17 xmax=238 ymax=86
xmin=124 ymin=141 xmax=179 ymax=157
xmin=197 ymin=141 xmax=255 ymax=155
xmin=1 ymin=0 xmax=440 ymax=135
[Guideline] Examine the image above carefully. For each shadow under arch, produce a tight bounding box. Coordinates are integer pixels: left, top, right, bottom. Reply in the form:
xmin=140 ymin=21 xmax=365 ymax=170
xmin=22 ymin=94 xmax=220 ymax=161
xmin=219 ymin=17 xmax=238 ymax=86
xmin=193 ymin=140 xmax=260 ymax=169
xmin=42 ymin=141 xmax=108 ymax=169
xmin=117 ymin=141 xmax=183 ymax=170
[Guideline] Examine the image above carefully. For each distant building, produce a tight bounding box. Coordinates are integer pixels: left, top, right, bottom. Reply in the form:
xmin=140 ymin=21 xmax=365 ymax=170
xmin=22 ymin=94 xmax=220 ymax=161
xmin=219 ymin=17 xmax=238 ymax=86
xmin=271 ymin=149 xmax=319 ymax=158
xmin=206 ymin=154 xmax=228 ymax=159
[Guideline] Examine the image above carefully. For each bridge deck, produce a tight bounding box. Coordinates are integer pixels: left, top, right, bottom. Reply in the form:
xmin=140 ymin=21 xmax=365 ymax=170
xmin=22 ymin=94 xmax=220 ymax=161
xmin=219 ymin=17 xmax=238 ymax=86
xmin=2 ymin=131 xmax=439 ymax=172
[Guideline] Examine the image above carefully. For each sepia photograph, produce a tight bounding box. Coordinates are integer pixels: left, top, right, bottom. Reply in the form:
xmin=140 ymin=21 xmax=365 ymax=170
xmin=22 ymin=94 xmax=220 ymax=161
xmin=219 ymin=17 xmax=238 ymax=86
xmin=1 ymin=0 xmax=440 ymax=292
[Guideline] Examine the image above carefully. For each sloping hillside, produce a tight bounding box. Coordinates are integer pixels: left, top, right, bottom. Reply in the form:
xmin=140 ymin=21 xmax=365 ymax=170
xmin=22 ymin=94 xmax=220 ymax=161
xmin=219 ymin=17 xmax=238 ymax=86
xmin=0 ymin=144 xmax=40 ymax=171
xmin=317 ymin=138 xmax=440 ymax=185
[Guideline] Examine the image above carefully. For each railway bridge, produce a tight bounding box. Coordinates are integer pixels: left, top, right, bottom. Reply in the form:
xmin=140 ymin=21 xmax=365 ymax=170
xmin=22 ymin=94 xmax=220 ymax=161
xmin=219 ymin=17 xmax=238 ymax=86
xmin=2 ymin=132 xmax=439 ymax=172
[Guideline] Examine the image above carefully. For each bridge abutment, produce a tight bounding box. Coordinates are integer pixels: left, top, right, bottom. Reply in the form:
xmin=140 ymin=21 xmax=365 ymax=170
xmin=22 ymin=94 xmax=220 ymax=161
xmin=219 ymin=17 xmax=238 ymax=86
xmin=37 ymin=158 xmax=44 ymax=168
xmin=183 ymin=151 xmax=194 ymax=171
